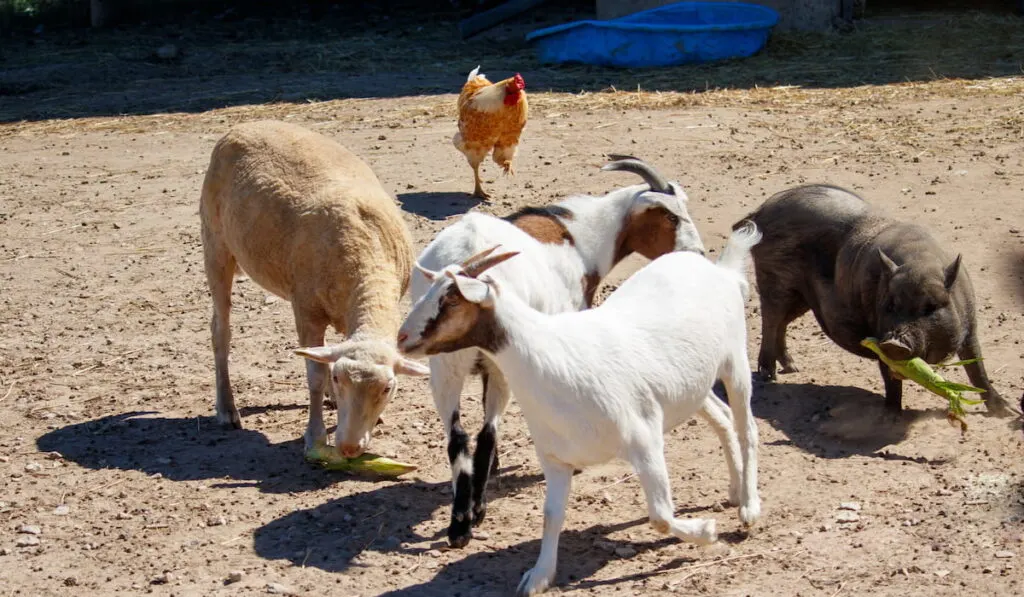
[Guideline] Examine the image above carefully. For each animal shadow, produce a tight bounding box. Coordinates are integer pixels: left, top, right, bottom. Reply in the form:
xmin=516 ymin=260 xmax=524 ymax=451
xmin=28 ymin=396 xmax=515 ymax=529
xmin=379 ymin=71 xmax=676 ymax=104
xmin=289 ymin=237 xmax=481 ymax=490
xmin=254 ymin=471 xmax=543 ymax=572
xmin=745 ymin=380 xmax=946 ymax=461
xmin=35 ymin=410 xmax=385 ymax=494
xmin=398 ymin=191 xmax=482 ymax=221
xmin=257 ymin=486 xmax=710 ymax=596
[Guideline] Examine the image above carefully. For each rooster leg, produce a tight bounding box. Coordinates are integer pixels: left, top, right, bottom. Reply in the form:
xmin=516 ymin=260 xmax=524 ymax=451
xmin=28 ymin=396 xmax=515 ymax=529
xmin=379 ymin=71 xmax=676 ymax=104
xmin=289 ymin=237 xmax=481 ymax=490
xmin=472 ymin=162 xmax=490 ymax=200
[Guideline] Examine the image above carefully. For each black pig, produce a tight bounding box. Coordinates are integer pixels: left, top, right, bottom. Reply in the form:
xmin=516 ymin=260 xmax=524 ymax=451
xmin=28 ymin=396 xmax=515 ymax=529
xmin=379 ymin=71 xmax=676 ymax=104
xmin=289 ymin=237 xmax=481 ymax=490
xmin=735 ymin=184 xmax=1007 ymax=414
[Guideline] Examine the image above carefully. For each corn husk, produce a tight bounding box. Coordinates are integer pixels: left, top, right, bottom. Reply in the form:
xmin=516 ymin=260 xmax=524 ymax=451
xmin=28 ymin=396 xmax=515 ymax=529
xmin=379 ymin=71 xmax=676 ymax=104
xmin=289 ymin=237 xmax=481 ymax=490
xmin=305 ymin=443 xmax=417 ymax=477
xmin=861 ymin=337 xmax=984 ymax=434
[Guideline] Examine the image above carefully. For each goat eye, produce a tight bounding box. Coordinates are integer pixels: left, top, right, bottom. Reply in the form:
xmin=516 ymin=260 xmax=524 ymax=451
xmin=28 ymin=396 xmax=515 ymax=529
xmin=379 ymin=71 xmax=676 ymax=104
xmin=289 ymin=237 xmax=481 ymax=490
xmin=332 ymin=374 xmax=339 ymax=383
xmin=665 ymin=213 xmax=680 ymax=225
xmin=923 ymin=303 xmax=937 ymax=316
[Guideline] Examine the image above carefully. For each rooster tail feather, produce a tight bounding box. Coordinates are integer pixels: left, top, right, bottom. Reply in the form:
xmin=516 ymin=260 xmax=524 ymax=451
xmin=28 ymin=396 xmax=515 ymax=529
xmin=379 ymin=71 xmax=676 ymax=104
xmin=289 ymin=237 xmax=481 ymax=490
xmin=467 ymin=65 xmax=482 ymax=82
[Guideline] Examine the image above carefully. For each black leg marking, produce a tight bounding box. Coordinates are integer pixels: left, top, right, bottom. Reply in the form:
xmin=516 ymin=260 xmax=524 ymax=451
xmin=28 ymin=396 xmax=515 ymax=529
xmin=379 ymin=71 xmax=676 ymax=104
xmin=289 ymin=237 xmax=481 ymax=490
xmin=471 ymin=422 xmax=497 ymax=526
xmin=447 ymin=411 xmax=474 ymax=548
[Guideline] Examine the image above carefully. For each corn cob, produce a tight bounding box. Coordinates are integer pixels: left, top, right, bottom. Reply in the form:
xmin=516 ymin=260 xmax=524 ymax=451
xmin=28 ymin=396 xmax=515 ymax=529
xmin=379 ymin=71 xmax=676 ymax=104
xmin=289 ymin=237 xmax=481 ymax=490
xmin=861 ymin=337 xmax=984 ymax=434
xmin=305 ymin=443 xmax=418 ymax=477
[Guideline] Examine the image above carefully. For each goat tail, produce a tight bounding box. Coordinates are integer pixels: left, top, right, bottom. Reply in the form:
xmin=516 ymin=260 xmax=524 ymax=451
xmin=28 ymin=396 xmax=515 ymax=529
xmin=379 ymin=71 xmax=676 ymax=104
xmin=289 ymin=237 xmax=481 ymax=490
xmin=716 ymin=220 xmax=762 ymax=301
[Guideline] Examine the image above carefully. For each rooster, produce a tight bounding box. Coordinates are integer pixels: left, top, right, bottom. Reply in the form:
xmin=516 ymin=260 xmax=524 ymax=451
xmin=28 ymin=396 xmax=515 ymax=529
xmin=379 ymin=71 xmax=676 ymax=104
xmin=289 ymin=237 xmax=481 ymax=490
xmin=453 ymin=66 xmax=528 ymax=199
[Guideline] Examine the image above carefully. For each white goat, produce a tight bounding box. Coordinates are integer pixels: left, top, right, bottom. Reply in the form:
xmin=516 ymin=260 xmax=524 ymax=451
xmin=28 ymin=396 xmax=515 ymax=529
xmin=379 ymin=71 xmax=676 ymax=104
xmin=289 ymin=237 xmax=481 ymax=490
xmin=199 ymin=120 xmax=428 ymax=458
xmin=398 ymin=223 xmax=763 ymax=596
xmin=406 ymin=157 xmax=706 ymax=547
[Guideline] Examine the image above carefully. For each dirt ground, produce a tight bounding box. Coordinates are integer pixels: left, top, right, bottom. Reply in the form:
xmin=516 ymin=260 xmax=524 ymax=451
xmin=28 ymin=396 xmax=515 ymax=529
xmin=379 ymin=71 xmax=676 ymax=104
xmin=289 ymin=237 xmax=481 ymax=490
xmin=2 ymin=10 xmax=1024 ymax=597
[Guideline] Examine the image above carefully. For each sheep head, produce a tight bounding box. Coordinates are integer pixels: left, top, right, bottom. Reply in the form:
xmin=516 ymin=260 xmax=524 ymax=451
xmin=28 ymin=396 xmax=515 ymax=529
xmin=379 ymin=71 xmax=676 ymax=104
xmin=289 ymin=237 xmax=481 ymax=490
xmin=295 ymin=339 xmax=428 ymax=457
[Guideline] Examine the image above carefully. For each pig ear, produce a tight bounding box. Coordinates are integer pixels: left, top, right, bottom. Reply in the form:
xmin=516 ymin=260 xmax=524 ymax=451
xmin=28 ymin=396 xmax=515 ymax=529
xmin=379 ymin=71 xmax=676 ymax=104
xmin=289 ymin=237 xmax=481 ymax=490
xmin=944 ymin=254 xmax=962 ymax=290
xmin=877 ymin=249 xmax=899 ymax=275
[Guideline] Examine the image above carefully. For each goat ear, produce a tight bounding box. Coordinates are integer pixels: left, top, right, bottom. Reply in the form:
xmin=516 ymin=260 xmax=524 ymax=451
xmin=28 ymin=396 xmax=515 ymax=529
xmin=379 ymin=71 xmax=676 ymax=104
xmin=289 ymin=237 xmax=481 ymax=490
xmin=394 ymin=357 xmax=430 ymax=377
xmin=944 ymin=254 xmax=962 ymax=289
xmin=294 ymin=345 xmax=344 ymax=364
xmin=414 ymin=261 xmax=438 ymax=281
xmin=877 ymin=249 xmax=899 ymax=275
xmin=452 ymin=274 xmax=491 ymax=304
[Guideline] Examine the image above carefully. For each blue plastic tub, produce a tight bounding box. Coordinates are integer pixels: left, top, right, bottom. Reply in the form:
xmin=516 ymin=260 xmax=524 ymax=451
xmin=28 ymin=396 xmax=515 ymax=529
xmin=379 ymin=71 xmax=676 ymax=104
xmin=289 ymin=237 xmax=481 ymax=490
xmin=525 ymin=2 xmax=779 ymax=68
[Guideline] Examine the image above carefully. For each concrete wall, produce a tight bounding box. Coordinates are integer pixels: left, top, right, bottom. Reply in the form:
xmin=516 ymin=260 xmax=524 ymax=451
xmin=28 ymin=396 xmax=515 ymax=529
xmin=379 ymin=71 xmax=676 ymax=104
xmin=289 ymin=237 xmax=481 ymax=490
xmin=595 ymin=0 xmax=850 ymax=32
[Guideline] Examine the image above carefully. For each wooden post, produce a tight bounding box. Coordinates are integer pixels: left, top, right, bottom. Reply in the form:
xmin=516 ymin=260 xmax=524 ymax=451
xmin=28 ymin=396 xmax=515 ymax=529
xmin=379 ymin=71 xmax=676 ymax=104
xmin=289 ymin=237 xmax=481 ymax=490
xmin=459 ymin=0 xmax=549 ymax=39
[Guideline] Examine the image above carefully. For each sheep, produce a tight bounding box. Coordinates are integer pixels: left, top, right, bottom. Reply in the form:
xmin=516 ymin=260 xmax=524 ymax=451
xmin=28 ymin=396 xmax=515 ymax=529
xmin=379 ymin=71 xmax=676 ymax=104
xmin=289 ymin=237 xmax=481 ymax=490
xmin=199 ymin=120 xmax=428 ymax=458
xmin=406 ymin=156 xmax=706 ymax=547
xmin=397 ymin=223 xmax=763 ymax=596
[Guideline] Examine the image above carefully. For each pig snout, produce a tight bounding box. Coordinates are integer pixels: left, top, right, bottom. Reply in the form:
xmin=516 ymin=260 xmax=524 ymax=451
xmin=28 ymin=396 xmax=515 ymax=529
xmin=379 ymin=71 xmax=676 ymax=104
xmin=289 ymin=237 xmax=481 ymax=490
xmin=879 ymin=338 xmax=913 ymax=361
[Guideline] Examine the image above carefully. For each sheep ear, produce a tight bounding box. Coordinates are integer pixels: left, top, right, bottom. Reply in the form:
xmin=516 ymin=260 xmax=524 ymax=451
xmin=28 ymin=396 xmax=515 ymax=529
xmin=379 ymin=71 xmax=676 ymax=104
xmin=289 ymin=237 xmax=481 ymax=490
xmin=394 ymin=357 xmax=430 ymax=377
xmin=451 ymin=274 xmax=491 ymax=304
xmin=877 ymin=249 xmax=899 ymax=275
xmin=944 ymin=254 xmax=962 ymax=289
xmin=294 ymin=345 xmax=344 ymax=364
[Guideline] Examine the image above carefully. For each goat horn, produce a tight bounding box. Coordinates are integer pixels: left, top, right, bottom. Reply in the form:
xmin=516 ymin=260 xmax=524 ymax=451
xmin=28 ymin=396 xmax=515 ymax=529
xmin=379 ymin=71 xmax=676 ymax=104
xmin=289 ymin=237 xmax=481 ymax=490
xmin=459 ymin=246 xmax=500 ymax=270
xmin=463 ymin=251 xmax=521 ymax=278
xmin=601 ymin=157 xmax=670 ymax=194
xmin=606 ymin=153 xmax=641 ymax=162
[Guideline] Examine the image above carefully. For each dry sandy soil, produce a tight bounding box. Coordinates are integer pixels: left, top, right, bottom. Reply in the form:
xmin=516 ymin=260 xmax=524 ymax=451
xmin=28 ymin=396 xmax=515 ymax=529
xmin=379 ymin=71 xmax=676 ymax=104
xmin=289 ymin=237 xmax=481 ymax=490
xmin=2 ymin=11 xmax=1024 ymax=597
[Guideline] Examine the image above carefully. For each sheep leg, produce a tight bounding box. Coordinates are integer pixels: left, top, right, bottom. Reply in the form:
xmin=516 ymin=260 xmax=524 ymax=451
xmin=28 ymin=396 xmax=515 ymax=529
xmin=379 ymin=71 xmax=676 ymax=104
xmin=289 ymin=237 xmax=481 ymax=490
xmin=429 ymin=351 xmax=474 ymax=548
xmin=203 ymin=234 xmax=240 ymax=429
xmin=470 ymin=358 xmax=510 ymax=526
xmin=295 ymin=310 xmax=329 ymax=452
xmin=698 ymin=393 xmax=743 ymax=507
xmin=722 ymin=354 xmax=761 ymax=527
xmin=629 ymin=435 xmax=717 ymax=545
xmin=516 ymin=456 xmax=573 ymax=597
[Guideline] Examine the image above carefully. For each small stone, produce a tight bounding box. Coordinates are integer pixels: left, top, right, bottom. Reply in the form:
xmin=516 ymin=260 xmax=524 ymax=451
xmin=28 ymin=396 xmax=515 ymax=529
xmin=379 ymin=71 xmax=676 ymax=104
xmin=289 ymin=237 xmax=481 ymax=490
xmin=151 ymin=571 xmax=174 ymax=585
xmin=63 ymin=577 xmax=78 ymax=586
xmin=44 ymin=451 xmax=63 ymax=460
xmin=473 ymin=531 xmax=490 ymax=540
xmin=836 ymin=511 xmax=860 ymax=523
xmin=995 ymin=551 xmax=1016 ymax=559
xmin=614 ymin=546 xmax=637 ymax=558
xmin=934 ymin=569 xmax=950 ymax=577
xmin=25 ymin=462 xmax=42 ymax=473
xmin=266 ymin=582 xmax=295 ymax=595
xmin=839 ymin=502 xmax=861 ymax=512
xmin=53 ymin=505 xmax=70 ymax=516
xmin=264 ymin=295 xmax=279 ymax=305
xmin=601 ymin=492 xmax=612 ymax=505
xmin=19 ymin=524 xmax=42 ymax=535
xmin=207 ymin=515 xmax=227 ymax=527
xmin=426 ymin=549 xmax=442 ymax=558
xmin=983 ymin=566 xmax=995 ymax=574
xmin=712 ymin=501 xmax=724 ymax=512
xmin=936 ymin=488 xmax=953 ymax=496
xmin=819 ymin=524 xmax=833 ymax=532
xmin=16 ymin=535 xmax=40 ymax=547
xmin=0 ymin=456 xmax=8 ymax=463
xmin=593 ymin=540 xmax=617 ymax=553
xmin=227 ymin=570 xmax=244 ymax=584
xmin=1 ymin=547 xmax=12 ymax=555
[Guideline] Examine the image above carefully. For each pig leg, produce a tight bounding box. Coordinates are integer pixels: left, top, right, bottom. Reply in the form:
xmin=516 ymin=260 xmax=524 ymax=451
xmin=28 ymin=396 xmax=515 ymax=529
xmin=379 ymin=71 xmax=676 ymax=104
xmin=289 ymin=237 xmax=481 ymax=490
xmin=878 ymin=360 xmax=904 ymax=412
xmin=958 ymin=333 xmax=1009 ymax=414
xmin=757 ymin=292 xmax=807 ymax=380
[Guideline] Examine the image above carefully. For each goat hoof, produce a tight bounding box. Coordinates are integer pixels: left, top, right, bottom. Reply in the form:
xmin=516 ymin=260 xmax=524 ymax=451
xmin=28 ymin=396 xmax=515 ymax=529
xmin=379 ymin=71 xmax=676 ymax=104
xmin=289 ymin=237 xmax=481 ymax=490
xmin=448 ymin=528 xmax=472 ymax=549
xmin=471 ymin=504 xmax=487 ymax=527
